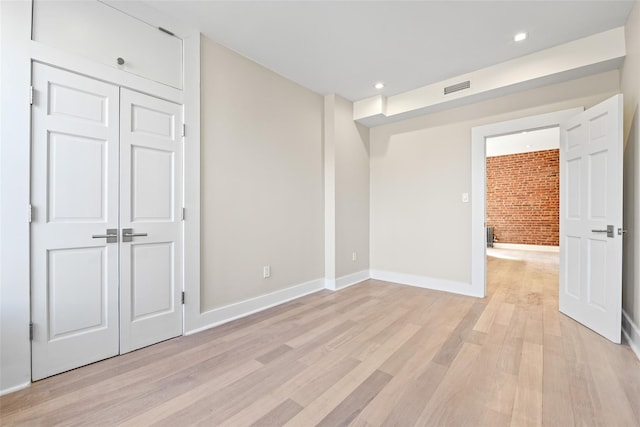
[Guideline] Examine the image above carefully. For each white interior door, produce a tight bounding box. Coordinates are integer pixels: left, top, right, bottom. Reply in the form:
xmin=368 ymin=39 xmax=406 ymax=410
xmin=31 ymin=62 xmax=120 ymax=380
xmin=119 ymin=88 xmax=183 ymax=353
xmin=559 ymin=94 xmax=623 ymax=343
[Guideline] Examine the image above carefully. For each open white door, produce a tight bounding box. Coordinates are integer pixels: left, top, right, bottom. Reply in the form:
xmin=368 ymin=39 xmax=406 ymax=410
xmin=559 ymin=94 xmax=623 ymax=343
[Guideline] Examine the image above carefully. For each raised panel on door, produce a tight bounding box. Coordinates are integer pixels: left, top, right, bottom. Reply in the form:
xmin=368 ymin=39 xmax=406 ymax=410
xmin=31 ymin=63 xmax=120 ymax=380
xmin=559 ymin=95 xmax=623 ymax=343
xmin=119 ymin=88 xmax=183 ymax=353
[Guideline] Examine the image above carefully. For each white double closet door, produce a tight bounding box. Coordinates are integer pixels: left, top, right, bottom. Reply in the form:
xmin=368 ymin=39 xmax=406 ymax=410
xmin=31 ymin=62 xmax=183 ymax=380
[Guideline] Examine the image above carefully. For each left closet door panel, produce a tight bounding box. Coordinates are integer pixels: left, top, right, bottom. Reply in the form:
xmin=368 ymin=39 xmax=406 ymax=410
xmin=31 ymin=62 xmax=120 ymax=381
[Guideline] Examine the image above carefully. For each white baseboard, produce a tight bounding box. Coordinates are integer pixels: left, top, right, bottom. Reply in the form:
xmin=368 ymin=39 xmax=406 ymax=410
xmin=493 ymin=243 xmax=559 ymax=252
xmin=0 ymin=381 xmax=30 ymax=397
xmin=369 ymin=270 xmax=482 ymax=298
xmin=334 ymin=270 xmax=370 ymax=291
xmin=185 ymin=278 xmax=325 ymax=336
xmin=324 ymin=278 xmax=336 ymax=290
xmin=622 ymin=310 xmax=640 ymax=361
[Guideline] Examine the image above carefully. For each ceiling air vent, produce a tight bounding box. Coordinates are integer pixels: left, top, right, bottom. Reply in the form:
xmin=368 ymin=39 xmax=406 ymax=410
xmin=444 ymin=80 xmax=471 ymax=95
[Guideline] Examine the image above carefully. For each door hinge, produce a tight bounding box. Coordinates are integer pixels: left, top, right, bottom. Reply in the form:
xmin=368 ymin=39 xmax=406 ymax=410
xmin=181 ymin=124 xmax=186 ymax=137
xmin=181 ymin=207 xmax=185 ymax=221
xmin=29 ymin=322 xmax=34 ymax=340
xmin=181 ymin=291 xmax=185 ymax=304
xmin=28 ymin=204 xmax=33 ymax=223
xmin=29 ymin=86 xmax=34 ymax=105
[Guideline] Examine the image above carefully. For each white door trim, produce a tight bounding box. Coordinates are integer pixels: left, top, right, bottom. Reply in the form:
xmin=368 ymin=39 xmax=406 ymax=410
xmin=470 ymin=107 xmax=584 ymax=297
xmin=0 ymin=0 xmax=35 ymax=395
xmin=182 ymin=32 xmax=201 ymax=336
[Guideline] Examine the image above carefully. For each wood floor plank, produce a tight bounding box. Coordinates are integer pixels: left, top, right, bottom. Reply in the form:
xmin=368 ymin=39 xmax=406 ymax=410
xmin=414 ymin=342 xmax=484 ymax=426
xmin=249 ymin=399 xmax=303 ymax=427
xmin=510 ymin=341 xmax=543 ymax=427
xmin=542 ymin=300 xmax=562 ymax=337
xmin=255 ymin=343 xmax=293 ymax=364
xmin=560 ymin=316 xmax=607 ymax=427
xmin=288 ymin=358 xmax=363 ymax=408
xmin=477 ymin=322 xmax=517 ymax=419
xmin=379 ymin=361 xmax=448 ymax=427
xmin=496 ymin=308 xmax=527 ymax=375
xmin=430 ymin=299 xmax=485 ymax=366
xmin=481 ymin=408 xmax=512 ymax=427
xmin=542 ymin=334 xmax=576 ymax=427
xmin=474 ymin=286 xmax=506 ymax=332
xmin=315 ymin=370 xmax=392 ymax=427
xmin=494 ymin=301 xmax=515 ymax=326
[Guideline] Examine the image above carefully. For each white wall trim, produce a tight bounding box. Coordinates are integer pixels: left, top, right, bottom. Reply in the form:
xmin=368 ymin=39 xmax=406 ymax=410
xmin=0 ymin=382 xmax=30 ymax=397
xmin=324 ymin=278 xmax=337 ymax=291
xmin=324 ymin=94 xmax=336 ymax=283
xmin=471 ymin=107 xmax=584 ymax=298
xmin=182 ymin=31 xmax=202 ymax=336
xmin=492 ymin=243 xmax=560 ymax=252
xmin=334 ymin=270 xmax=370 ymax=291
xmin=622 ymin=310 xmax=640 ymax=361
xmin=185 ymin=278 xmax=325 ymax=335
xmin=0 ymin=0 xmax=34 ymax=395
xmin=370 ymin=270 xmax=482 ymax=298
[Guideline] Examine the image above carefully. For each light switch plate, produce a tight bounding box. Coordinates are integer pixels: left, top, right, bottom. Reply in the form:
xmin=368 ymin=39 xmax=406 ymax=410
xmin=462 ymin=193 xmax=469 ymax=203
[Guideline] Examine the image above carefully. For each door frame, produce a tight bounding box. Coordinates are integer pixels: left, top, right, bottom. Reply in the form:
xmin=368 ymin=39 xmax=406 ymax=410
xmin=470 ymin=107 xmax=584 ymax=297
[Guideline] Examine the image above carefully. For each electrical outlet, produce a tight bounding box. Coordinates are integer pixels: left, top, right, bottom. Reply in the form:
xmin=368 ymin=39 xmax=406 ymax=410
xmin=263 ymin=265 xmax=271 ymax=278
xmin=352 ymin=252 xmax=357 ymax=262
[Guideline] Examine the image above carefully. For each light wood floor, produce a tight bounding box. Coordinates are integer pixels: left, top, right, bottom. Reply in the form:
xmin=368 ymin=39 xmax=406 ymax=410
xmin=2 ymin=249 xmax=639 ymax=426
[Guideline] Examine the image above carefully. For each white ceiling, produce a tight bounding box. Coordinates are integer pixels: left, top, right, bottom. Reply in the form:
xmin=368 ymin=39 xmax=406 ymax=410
xmin=486 ymin=127 xmax=559 ymax=157
xmin=143 ymin=0 xmax=634 ymax=102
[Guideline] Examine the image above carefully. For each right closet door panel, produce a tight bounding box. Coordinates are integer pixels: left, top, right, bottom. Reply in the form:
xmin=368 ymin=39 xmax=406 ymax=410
xmin=119 ymin=88 xmax=184 ymax=353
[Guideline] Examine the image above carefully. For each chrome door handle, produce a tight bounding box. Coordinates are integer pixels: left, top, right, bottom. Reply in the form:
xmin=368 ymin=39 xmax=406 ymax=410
xmin=122 ymin=228 xmax=148 ymax=242
xmin=591 ymin=225 xmax=614 ymax=238
xmin=92 ymin=228 xmax=118 ymax=243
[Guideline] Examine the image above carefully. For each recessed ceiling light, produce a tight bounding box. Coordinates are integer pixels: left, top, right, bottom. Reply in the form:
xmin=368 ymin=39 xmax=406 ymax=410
xmin=374 ymin=82 xmax=384 ymax=90
xmin=514 ymin=32 xmax=528 ymax=42
xmin=526 ymin=144 xmax=532 ymax=148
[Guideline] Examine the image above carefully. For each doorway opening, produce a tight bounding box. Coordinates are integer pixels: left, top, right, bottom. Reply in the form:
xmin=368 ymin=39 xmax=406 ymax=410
xmin=486 ymin=128 xmax=560 ymax=251
xmin=470 ymin=107 xmax=583 ymax=298
xmin=485 ymin=128 xmax=560 ymax=296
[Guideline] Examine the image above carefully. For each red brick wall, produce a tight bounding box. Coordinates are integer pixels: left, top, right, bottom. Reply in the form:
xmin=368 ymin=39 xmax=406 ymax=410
xmin=486 ymin=149 xmax=559 ymax=246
